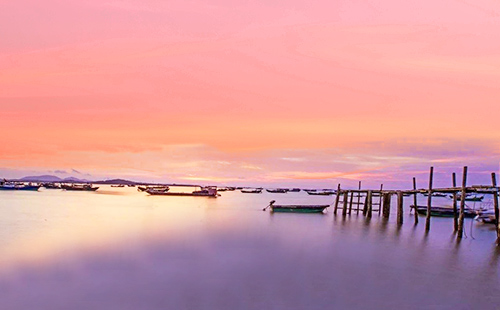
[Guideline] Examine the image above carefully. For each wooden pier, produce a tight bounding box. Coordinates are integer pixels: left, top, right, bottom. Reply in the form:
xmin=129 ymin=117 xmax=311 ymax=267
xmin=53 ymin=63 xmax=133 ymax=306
xmin=331 ymin=166 xmax=500 ymax=244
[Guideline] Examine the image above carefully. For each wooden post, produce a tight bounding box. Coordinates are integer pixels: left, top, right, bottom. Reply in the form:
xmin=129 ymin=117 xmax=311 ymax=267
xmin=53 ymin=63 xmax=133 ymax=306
xmin=378 ymin=184 xmax=383 ymax=215
xmin=342 ymin=191 xmax=349 ymax=216
xmin=491 ymin=173 xmax=500 ymax=244
xmin=397 ymin=191 xmax=404 ymax=225
xmin=356 ymin=181 xmax=361 ymax=214
xmin=457 ymin=166 xmax=468 ymax=238
xmin=333 ymin=184 xmax=341 ymax=215
xmin=412 ymin=177 xmax=418 ymax=224
xmin=452 ymin=172 xmax=458 ymax=231
xmin=367 ymin=190 xmax=373 ymax=218
xmin=425 ymin=167 xmax=434 ymax=231
xmin=348 ymin=192 xmax=354 ymax=215
xmin=382 ymin=193 xmax=391 ymax=218
xmin=362 ymin=192 xmax=369 ymax=216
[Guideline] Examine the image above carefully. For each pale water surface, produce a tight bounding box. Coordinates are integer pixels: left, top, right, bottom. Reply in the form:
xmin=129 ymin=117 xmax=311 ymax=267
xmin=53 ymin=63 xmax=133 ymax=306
xmin=0 ymin=186 xmax=499 ymax=309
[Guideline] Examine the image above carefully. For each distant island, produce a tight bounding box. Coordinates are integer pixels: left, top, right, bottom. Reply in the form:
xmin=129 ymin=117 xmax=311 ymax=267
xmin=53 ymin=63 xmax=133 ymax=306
xmin=15 ymin=175 xmax=137 ymax=185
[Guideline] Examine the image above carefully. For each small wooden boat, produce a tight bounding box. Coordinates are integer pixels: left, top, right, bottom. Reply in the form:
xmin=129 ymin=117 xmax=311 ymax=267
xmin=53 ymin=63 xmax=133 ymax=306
xmin=263 ymin=200 xmax=329 ymax=213
xmin=61 ymin=184 xmax=99 ymax=191
xmin=307 ymin=191 xmax=334 ymax=196
xmin=410 ymin=205 xmax=477 ymax=218
xmin=241 ymin=188 xmax=262 ymax=194
xmin=42 ymin=182 xmax=61 ymax=189
xmin=147 ymin=186 xmax=218 ymax=197
xmin=288 ymin=188 xmax=301 ymax=192
xmin=266 ymin=188 xmax=288 ymax=193
xmin=422 ymin=192 xmax=448 ymax=197
xmin=111 ymin=184 xmax=125 ymax=188
xmin=450 ymin=194 xmax=484 ymax=201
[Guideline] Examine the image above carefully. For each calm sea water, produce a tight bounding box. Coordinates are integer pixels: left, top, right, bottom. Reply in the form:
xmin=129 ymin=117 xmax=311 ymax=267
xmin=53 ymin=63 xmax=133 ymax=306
xmin=0 ymin=186 xmax=498 ymax=309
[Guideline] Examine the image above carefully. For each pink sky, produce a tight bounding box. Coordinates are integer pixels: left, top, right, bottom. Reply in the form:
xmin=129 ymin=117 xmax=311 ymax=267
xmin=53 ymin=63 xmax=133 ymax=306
xmin=1 ymin=0 xmax=499 ymax=187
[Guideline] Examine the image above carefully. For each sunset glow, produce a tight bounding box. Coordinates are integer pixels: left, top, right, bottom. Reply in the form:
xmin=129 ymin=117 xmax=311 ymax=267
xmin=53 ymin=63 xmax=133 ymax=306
xmin=1 ymin=0 xmax=499 ymax=187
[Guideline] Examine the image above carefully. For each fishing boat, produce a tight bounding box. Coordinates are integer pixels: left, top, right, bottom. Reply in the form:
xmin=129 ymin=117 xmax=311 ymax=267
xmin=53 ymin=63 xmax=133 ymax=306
xmin=449 ymin=194 xmax=484 ymax=201
xmin=288 ymin=188 xmax=301 ymax=192
xmin=42 ymin=182 xmax=61 ymax=189
xmin=266 ymin=188 xmax=288 ymax=193
xmin=307 ymin=191 xmax=334 ymax=196
xmin=61 ymin=184 xmax=99 ymax=191
xmin=263 ymin=200 xmax=329 ymax=213
xmin=147 ymin=186 xmax=218 ymax=197
xmin=410 ymin=205 xmax=477 ymax=218
xmin=137 ymin=185 xmax=169 ymax=192
xmin=422 ymin=192 xmax=448 ymax=197
xmin=111 ymin=184 xmax=125 ymax=188
xmin=241 ymin=188 xmax=262 ymax=194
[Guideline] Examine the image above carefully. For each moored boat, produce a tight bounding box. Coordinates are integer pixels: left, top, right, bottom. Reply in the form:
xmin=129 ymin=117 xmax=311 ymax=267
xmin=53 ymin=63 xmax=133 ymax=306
xmin=307 ymin=191 xmax=334 ymax=196
xmin=241 ymin=188 xmax=262 ymax=194
xmin=263 ymin=200 xmax=329 ymax=213
xmin=266 ymin=188 xmax=288 ymax=193
xmin=475 ymin=210 xmax=497 ymax=224
xmin=61 ymin=184 xmax=99 ymax=191
xmin=410 ymin=205 xmax=477 ymax=218
xmin=147 ymin=186 xmax=218 ymax=197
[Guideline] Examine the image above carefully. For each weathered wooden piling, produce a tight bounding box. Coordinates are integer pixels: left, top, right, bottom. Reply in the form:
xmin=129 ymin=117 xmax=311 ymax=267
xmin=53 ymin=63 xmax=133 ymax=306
xmin=397 ymin=191 xmax=404 ymax=225
xmin=342 ymin=191 xmax=349 ymax=216
xmin=412 ymin=177 xmax=418 ymax=224
xmin=333 ymin=184 xmax=341 ymax=215
xmin=382 ymin=193 xmax=391 ymax=218
xmin=425 ymin=167 xmax=434 ymax=231
xmin=378 ymin=184 xmax=384 ymax=215
xmin=452 ymin=172 xmax=458 ymax=231
xmin=367 ymin=190 xmax=373 ymax=218
xmin=362 ymin=192 xmax=369 ymax=216
xmin=356 ymin=181 xmax=361 ymax=213
xmin=348 ymin=192 xmax=354 ymax=215
xmin=457 ymin=166 xmax=468 ymax=239
xmin=492 ymin=173 xmax=500 ymax=244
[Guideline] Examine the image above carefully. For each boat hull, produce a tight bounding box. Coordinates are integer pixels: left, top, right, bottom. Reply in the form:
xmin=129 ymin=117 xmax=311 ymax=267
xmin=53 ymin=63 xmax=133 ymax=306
xmin=147 ymin=191 xmax=217 ymax=197
xmin=271 ymin=205 xmax=329 ymax=213
xmin=412 ymin=205 xmax=476 ymax=218
xmin=0 ymin=185 xmax=40 ymax=191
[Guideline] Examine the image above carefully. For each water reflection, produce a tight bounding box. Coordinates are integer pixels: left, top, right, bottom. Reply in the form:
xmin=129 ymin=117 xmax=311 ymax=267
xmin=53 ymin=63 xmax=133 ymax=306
xmin=0 ymin=188 xmax=498 ymax=309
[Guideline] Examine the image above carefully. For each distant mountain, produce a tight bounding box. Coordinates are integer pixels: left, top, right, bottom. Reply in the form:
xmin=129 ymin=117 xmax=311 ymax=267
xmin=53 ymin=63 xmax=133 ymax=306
xmin=94 ymin=179 xmax=137 ymax=185
xmin=62 ymin=177 xmax=91 ymax=183
xmin=20 ymin=175 xmax=62 ymax=182
xmin=18 ymin=175 xmax=91 ymax=183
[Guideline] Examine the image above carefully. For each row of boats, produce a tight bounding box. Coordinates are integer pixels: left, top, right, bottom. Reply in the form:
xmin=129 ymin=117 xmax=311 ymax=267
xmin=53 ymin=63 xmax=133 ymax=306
xmin=0 ymin=181 xmax=100 ymax=191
